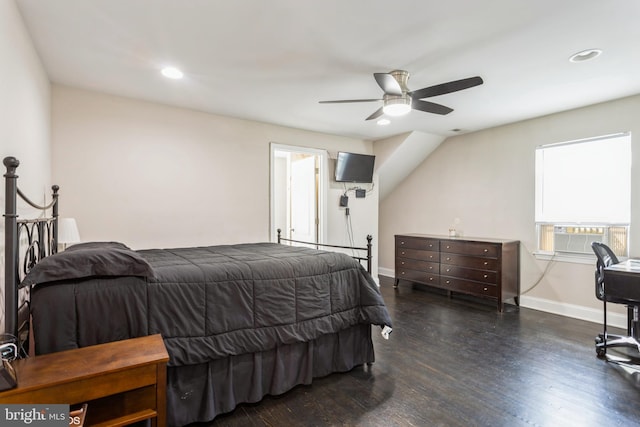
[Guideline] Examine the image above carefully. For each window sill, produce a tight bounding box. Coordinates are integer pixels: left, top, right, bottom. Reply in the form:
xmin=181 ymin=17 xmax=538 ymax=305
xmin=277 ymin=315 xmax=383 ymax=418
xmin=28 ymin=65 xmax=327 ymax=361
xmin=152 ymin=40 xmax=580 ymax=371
xmin=533 ymin=251 xmax=597 ymax=265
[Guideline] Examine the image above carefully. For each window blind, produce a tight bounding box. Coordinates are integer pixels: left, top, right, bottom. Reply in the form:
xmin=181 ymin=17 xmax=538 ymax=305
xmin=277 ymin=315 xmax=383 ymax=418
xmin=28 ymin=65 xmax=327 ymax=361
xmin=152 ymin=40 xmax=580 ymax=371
xmin=535 ymin=132 xmax=631 ymax=224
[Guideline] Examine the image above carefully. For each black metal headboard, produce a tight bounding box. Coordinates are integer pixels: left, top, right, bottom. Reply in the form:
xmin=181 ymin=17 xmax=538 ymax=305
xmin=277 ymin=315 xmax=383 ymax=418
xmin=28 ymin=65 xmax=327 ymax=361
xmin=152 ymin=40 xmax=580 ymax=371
xmin=3 ymin=156 xmax=59 ymax=353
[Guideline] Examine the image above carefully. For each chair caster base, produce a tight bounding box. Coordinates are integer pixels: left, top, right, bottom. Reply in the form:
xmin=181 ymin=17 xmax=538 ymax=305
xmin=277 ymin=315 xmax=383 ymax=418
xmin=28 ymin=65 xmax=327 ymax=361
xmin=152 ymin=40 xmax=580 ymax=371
xmin=595 ymin=333 xmax=640 ymax=359
xmin=595 ymin=336 xmax=606 ymax=357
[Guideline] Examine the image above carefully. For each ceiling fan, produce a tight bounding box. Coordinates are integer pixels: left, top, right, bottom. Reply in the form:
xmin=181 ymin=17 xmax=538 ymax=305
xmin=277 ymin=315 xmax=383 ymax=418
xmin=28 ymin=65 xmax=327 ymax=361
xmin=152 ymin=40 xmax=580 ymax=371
xmin=319 ymin=70 xmax=483 ymax=120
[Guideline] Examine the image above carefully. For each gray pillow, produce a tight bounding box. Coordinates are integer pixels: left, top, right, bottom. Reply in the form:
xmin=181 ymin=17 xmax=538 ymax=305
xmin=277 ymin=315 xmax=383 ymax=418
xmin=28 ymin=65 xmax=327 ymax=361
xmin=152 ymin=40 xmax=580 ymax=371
xmin=20 ymin=245 xmax=154 ymax=287
xmin=64 ymin=241 xmax=131 ymax=252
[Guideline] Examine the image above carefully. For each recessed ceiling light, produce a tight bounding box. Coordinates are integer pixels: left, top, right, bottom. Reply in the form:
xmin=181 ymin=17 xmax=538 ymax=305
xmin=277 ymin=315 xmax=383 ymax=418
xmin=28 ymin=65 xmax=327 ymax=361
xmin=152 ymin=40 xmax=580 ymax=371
xmin=161 ymin=66 xmax=184 ymax=79
xmin=377 ymin=118 xmax=391 ymax=126
xmin=569 ymin=49 xmax=602 ymax=63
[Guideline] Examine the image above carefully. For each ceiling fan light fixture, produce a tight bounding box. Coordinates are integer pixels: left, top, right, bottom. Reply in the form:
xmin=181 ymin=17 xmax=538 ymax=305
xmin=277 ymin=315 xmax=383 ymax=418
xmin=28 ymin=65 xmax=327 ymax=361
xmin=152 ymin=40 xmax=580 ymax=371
xmin=382 ymin=96 xmax=411 ymax=117
xmin=320 ymin=70 xmax=484 ymax=121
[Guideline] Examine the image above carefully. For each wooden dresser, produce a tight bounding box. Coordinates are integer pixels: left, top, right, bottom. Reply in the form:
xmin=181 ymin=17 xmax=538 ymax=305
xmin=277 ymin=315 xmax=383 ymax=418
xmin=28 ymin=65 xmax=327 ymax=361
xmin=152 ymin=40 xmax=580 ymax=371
xmin=0 ymin=334 xmax=169 ymax=427
xmin=395 ymin=234 xmax=520 ymax=311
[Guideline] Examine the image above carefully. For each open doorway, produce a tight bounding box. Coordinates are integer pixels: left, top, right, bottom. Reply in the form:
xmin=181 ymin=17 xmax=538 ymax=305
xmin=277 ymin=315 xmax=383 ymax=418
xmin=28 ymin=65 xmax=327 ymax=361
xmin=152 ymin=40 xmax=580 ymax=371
xmin=270 ymin=144 xmax=326 ymax=244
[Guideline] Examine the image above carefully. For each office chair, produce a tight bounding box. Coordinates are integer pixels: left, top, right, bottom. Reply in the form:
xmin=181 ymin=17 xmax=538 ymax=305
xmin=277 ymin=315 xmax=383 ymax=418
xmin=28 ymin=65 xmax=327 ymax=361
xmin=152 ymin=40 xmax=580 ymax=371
xmin=591 ymin=241 xmax=640 ymax=358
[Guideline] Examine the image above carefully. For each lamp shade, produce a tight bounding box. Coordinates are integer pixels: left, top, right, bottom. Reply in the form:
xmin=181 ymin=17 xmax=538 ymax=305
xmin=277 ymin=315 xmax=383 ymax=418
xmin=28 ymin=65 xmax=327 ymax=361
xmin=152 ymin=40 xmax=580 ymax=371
xmin=58 ymin=218 xmax=81 ymax=245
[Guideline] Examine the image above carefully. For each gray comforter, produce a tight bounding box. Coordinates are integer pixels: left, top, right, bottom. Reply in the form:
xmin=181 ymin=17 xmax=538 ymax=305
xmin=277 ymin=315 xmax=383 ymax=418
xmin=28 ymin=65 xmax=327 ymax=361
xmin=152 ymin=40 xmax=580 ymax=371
xmin=32 ymin=243 xmax=392 ymax=366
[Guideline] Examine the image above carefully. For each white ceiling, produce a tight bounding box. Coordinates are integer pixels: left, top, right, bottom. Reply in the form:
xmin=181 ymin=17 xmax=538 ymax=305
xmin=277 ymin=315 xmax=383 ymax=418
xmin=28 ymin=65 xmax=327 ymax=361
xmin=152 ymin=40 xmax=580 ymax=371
xmin=16 ymin=0 xmax=640 ymax=140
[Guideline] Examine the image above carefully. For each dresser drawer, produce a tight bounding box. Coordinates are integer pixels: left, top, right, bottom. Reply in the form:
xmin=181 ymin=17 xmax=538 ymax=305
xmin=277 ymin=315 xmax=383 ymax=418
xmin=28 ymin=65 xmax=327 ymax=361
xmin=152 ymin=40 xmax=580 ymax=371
xmin=440 ymin=253 xmax=498 ymax=271
xmin=440 ymin=276 xmax=498 ymax=298
xmin=396 ymin=248 xmax=439 ymax=262
xmin=396 ymin=257 xmax=439 ymax=273
xmin=440 ymin=265 xmax=497 ymax=283
xmin=440 ymin=240 xmax=499 ymax=257
xmin=396 ymin=236 xmax=439 ymax=251
xmin=397 ymin=268 xmax=440 ymax=285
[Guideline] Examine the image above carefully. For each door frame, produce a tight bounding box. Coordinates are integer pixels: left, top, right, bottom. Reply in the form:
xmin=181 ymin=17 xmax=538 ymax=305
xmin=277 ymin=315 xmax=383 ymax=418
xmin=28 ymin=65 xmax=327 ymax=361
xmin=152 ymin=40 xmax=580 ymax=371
xmin=269 ymin=143 xmax=327 ymax=244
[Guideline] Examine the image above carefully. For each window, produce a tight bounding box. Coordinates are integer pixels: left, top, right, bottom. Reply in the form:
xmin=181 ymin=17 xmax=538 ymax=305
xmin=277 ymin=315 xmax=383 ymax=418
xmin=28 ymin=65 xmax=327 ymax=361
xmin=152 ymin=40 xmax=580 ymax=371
xmin=535 ymin=132 xmax=631 ymax=258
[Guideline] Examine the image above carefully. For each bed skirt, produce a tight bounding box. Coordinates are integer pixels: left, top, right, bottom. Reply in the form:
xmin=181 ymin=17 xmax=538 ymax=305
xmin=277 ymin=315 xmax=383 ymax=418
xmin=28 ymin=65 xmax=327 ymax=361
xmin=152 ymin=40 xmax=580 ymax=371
xmin=167 ymin=323 xmax=374 ymax=426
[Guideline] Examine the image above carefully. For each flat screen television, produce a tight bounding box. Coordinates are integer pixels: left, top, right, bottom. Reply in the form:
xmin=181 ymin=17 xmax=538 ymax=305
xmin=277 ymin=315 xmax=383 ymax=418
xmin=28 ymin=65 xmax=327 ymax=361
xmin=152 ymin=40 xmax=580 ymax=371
xmin=334 ymin=152 xmax=375 ymax=183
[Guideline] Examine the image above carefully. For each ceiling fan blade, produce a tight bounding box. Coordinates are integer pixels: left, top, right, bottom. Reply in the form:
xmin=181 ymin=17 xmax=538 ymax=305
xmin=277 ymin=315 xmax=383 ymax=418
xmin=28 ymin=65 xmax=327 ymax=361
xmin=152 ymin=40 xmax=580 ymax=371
xmin=365 ymin=107 xmax=384 ymax=121
xmin=410 ymin=76 xmax=484 ymax=99
xmin=319 ymin=99 xmax=381 ymax=104
xmin=412 ymin=99 xmax=453 ymax=115
xmin=374 ymin=73 xmax=403 ymax=96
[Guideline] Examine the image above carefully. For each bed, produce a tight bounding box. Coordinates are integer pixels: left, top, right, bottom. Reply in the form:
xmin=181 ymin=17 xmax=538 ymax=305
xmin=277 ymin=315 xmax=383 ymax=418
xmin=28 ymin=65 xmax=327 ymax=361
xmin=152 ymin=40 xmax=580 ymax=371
xmin=3 ymin=156 xmax=393 ymax=426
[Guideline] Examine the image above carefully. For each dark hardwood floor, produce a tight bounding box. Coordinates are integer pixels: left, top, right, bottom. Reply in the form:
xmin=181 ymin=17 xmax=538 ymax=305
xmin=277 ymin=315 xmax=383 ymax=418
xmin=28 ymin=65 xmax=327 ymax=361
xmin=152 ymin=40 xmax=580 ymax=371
xmin=201 ymin=276 xmax=640 ymax=426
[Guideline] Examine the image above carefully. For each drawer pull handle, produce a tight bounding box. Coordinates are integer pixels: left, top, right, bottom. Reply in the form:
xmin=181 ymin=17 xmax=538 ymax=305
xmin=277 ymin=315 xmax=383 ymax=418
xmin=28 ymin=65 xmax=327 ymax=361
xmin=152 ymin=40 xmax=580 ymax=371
xmin=401 ymin=251 xmax=405 ymax=255
xmin=429 ymin=277 xmax=434 ymax=281
xmin=429 ymin=266 xmax=433 ymax=270
xmin=484 ymin=261 xmax=488 ymax=265
xmin=483 ymin=274 xmax=488 ymax=278
xmin=484 ymin=287 xmax=488 ymax=291
xmin=446 ymin=245 xmax=450 ymax=249
xmin=446 ymin=257 xmax=451 ymax=261
xmin=402 ymin=261 xmax=405 ymax=265
xmin=484 ymin=249 xmax=488 ymax=253
xmin=445 ymin=280 xmax=450 ymax=284
xmin=446 ymin=268 xmax=450 ymax=272
xmin=429 ymin=244 xmax=433 ymax=248
xmin=401 ymin=272 xmax=405 ymax=275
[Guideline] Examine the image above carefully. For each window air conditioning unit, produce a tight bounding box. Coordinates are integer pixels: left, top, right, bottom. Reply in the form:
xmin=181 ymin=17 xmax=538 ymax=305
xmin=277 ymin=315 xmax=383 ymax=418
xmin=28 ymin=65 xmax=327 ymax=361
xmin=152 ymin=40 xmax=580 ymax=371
xmin=553 ymin=226 xmax=606 ymax=255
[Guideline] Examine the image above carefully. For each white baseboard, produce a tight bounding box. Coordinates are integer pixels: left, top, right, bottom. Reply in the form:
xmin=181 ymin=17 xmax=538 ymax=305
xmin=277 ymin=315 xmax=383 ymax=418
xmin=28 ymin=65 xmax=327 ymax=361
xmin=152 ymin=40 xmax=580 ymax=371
xmin=378 ymin=267 xmax=394 ymax=278
xmin=378 ymin=269 xmax=626 ymax=329
xmin=520 ymin=295 xmax=626 ymax=329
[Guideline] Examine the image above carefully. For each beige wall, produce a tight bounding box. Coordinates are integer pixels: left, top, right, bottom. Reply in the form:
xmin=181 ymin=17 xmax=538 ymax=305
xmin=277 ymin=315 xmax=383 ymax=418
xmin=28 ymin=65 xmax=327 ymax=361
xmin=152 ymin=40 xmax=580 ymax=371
xmin=51 ymin=85 xmax=379 ymax=273
xmin=379 ymin=94 xmax=640 ymax=324
xmin=0 ymin=0 xmax=50 ymax=197
xmin=0 ymin=0 xmax=51 ymax=330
